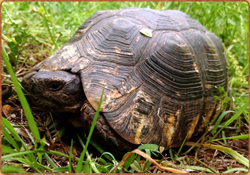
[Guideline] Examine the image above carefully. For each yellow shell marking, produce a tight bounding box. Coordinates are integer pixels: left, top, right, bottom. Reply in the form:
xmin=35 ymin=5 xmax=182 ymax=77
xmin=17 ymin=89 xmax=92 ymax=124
xmin=78 ymin=58 xmax=90 ymax=70
xmin=197 ymin=102 xmax=216 ymax=133
xmin=193 ymin=62 xmax=199 ymax=73
xmin=164 ymin=114 xmax=175 ymax=147
xmin=205 ymin=84 xmax=213 ymax=90
xmin=134 ymin=116 xmax=146 ymax=144
xmin=187 ymin=114 xmax=200 ymax=140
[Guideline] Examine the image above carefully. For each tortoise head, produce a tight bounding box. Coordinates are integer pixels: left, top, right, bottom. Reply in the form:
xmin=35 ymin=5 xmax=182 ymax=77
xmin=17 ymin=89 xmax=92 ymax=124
xmin=22 ymin=70 xmax=85 ymax=113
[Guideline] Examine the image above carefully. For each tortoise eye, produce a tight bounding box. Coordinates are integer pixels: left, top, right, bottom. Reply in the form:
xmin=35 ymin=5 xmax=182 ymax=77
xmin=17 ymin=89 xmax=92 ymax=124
xmin=48 ymin=82 xmax=63 ymax=91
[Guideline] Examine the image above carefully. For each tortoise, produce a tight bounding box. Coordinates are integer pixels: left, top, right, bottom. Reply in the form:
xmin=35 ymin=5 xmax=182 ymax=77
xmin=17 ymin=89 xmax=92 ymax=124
xmin=22 ymin=8 xmax=229 ymax=156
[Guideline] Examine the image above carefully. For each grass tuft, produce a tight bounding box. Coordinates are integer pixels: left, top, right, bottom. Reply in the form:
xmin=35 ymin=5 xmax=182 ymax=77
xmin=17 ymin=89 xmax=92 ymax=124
xmin=75 ymin=88 xmax=104 ymax=173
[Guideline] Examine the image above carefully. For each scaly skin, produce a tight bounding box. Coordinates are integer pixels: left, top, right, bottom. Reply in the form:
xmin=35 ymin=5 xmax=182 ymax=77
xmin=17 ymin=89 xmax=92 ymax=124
xmin=68 ymin=100 xmax=137 ymax=158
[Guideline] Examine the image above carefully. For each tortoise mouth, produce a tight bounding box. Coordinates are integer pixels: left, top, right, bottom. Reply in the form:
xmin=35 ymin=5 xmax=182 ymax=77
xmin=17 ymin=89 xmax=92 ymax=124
xmin=30 ymin=95 xmax=84 ymax=113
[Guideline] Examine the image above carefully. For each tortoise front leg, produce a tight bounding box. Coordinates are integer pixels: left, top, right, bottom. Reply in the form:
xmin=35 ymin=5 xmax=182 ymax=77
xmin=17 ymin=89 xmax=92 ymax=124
xmin=68 ymin=100 xmax=136 ymax=158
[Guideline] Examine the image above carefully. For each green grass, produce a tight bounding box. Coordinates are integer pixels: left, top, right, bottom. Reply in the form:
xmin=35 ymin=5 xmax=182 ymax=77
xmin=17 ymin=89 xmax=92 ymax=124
xmin=2 ymin=1 xmax=249 ymax=173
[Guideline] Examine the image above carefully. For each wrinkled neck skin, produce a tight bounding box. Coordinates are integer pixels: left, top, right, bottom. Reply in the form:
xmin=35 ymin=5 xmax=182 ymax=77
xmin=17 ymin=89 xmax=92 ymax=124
xmin=22 ymin=70 xmax=86 ymax=113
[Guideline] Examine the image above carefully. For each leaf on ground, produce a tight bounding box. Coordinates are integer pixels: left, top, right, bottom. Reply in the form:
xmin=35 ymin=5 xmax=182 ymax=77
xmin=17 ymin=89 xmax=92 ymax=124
xmin=2 ymin=105 xmax=13 ymax=116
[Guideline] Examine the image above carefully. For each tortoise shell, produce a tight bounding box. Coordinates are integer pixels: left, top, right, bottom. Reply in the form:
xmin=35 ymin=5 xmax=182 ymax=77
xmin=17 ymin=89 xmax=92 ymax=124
xmin=23 ymin=8 xmax=229 ymax=150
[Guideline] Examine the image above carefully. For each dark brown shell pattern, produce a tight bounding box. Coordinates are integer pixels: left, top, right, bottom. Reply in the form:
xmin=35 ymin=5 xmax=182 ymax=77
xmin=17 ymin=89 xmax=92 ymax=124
xmin=34 ymin=8 xmax=229 ymax=149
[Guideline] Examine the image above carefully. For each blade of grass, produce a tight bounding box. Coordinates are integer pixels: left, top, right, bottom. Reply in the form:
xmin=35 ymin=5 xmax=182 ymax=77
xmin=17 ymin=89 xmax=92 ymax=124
xmin=53 ymin=166 xmax=76 ymax=173
xmin=2 ymin=149 xmax=45 ymax=161
xmin=2 ymin=41 xmax=44 ymax=165
xmin=14 ymin=158 xmax=42 ymax=173
xmin=82 ymin=161 xmax=92 ymax=173
xmin=242 ymin=110 xmax=249 ymax=123
xmin=2 ymin=43 xmax=40 ymax=146
xmin=89 ymin=157 xmax=101 ymax=173
xmin=130 ymin=160 xmax=142 ymax=172
xmin=124 ymin=152 xmax=136 ymax=170
xmin=89 ymin=137 xmax=113 ymax=161
xmin=212 ymin=134 xmax=249 ymax=141
xmin=43 ymin=153 xmax=58 ymax=169
xmin=47 ymin=150 xmax=81 ymax=162
xmin=76 ymin=133 xmax=101 ymax=173
xmin=2 ymin=33 xmax=12 ymax=42
xmin=39 ymin=5 xmax=58 ymax=49
xmin=16 ymin=157 xmax=52 ymax=172
xmin=195 ymin=158 xmax=218 ymax=173
xmin=2 ymin=165 xmax=26 ymax=173
xmin=169 ymin=149 xmax=174 ymax=161
xmin=211 ymin=110 xmax=234 ymax=134
xmin=212 ymin=100 xmax=248 ymax=139
xmin=138 ymin=144 xmax=158 ymax=151
xmin=175 ymin=134 xmax=188 ymax=160
xmin=223 ymin=167 xmax=249 ymax=173
xmin=2 ymin=117 xmax=38 ymax=166
xmin=222 ymin=131 xmax=227 ymax=144
xmin=97 ymin=157 xmax=108 ymax=165
xmin=2 ymin=122 xmax=20 ymax=151
xmin=2 ymin=144 xmax=16 ymax=154
xmin=68 ymin=139 xmax=74 ymax=173
xmin=138 ymin=143 xmax=159 ymax=158
xmin=185 ymin=141 xmax=249 ymax=168
xmin=2 ymin=117 xmax=22 ymax=142
xmin=75 ymin=87 xmax=104 ymax=173
xmin=101 ymin=152 xmax=118 ymax=164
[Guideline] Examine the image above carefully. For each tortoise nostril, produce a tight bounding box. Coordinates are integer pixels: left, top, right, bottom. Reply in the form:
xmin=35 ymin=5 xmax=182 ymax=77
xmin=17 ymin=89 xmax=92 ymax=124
xmin=30 ymin=78 xmax=35 ymax=85
xmin=29 ymin=78 xmax=36 ymax=93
